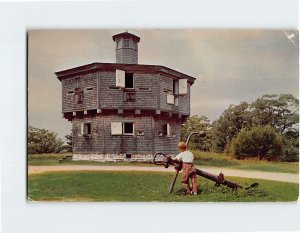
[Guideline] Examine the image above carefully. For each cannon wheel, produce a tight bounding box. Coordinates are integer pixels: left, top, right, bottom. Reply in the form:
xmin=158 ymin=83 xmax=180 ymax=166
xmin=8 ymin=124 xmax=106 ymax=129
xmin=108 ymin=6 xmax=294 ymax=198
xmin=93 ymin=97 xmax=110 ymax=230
xmin=153 ymin=152 xmax=172 ymax=168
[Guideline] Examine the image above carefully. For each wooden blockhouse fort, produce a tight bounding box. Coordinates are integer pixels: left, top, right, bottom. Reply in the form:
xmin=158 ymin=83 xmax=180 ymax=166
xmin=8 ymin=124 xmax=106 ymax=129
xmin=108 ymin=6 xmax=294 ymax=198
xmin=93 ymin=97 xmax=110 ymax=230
xmin=55 ymin=32 xmax=196 ymax=162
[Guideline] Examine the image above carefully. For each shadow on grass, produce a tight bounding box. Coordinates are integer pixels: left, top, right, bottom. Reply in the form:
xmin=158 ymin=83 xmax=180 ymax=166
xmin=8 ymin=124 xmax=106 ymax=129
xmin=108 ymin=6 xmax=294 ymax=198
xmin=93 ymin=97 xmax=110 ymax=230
xmin=174 ymin=183 xmax=268 ymax=199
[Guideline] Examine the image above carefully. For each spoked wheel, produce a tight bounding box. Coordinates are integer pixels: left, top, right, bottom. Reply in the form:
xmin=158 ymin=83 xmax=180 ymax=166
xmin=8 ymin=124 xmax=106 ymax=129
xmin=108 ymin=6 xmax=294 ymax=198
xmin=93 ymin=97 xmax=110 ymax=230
xmin=153 ymin=152 xmax=172 ymax=168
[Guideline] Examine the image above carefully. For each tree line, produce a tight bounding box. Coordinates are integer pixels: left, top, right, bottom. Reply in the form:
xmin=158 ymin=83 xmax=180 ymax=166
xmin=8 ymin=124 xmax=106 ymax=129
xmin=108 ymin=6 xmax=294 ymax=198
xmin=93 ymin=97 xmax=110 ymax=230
xmin=28 ymin=93 xmax=298 ymax=162
xmin=181 ymin=94 xmax=299 ymax=162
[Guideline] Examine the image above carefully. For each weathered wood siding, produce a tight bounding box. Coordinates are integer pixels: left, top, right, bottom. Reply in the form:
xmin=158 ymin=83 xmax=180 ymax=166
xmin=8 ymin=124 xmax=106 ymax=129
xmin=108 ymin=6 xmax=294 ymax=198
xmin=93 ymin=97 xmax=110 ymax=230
xmin=72 ymin=115 xmax=180 ymax=155
xmin=73 ymin=115 xmax=153 ymax=154
xmin=99 ymin=71 xmax=159 ymax=110
xmin=116 ymin=48 xmax=138 ymax=64
xmin=62 ymin=69 xmax=190 ymax=157
xmin=159 ymin=74 xmax=190 ymax=115
xmin=62 ymin=71 xmax=190 ymax=116
xmin=72 ymin=115 xmax=105 ymax=153
xmin=115 ymin=38 xmax=138 ymax=64
xmin=153 ymin=116 xmax=181 ymax=154
xmin=62 ymin=72 xmax=98 ymax=113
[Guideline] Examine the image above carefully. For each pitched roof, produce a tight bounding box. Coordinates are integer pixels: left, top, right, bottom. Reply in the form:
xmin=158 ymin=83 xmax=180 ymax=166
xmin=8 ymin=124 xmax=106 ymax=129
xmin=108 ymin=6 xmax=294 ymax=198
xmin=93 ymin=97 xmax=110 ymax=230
xmin=55 ymin=63 xmax=196 ymax=84
xmin=112 ymin=32 xmax=140 ymax=42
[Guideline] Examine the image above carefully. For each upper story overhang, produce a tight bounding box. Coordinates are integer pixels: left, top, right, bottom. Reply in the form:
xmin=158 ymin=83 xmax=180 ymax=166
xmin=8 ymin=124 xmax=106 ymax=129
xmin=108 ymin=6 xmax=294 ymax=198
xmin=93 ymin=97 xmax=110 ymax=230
xmin=55 ymin=63 xmax=196 ymax=85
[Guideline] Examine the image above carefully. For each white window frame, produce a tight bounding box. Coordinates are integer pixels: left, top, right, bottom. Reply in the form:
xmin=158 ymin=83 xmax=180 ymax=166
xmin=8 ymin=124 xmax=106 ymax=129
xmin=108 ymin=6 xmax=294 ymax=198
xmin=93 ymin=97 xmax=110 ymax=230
xmin=111 ymin=122 xmax=135 ymax=136
xmin=167 ymin=124 xmax=171 ymax=137
xmin=80 ymin=122 xmax=92 ymax=136
xmin=79 ymin=123 xmax=83 ymax=136
xmin=123 ymin=122 xmax=135 ymax=136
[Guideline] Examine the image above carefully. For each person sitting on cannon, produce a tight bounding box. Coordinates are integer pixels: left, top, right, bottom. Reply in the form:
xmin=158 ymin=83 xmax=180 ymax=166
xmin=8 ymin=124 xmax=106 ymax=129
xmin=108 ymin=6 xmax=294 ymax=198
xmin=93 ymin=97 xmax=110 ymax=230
xmin=173 ymin=142 xmax=198 ymax=195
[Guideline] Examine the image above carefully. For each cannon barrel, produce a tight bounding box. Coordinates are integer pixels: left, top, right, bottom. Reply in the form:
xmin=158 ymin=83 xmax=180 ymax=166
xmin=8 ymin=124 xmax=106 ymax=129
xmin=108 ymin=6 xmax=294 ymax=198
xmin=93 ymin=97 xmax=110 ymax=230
xmin=195 ymin=168 xmax=243 ymax=190
xmin=153 ymin=152 xmax=243 ymax=190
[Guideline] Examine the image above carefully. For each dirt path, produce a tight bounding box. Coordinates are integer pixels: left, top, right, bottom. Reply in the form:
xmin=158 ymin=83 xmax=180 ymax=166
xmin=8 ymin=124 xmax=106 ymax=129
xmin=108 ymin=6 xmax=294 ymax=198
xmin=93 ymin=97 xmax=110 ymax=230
xmin=28 ymin=165 xmax=299 ymax=184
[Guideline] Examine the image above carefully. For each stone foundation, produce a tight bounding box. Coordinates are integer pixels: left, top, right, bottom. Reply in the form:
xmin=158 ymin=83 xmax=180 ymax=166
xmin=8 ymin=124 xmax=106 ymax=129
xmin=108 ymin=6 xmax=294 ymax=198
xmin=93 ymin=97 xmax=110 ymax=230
xmin=72 ymin=153 xmax=168 ymax=163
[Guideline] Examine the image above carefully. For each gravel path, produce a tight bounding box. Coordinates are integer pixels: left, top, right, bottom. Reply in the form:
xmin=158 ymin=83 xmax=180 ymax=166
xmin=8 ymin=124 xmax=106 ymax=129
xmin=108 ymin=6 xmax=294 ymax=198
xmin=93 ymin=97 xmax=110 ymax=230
xmin=28 ymin=165 xmax=299 ymax=183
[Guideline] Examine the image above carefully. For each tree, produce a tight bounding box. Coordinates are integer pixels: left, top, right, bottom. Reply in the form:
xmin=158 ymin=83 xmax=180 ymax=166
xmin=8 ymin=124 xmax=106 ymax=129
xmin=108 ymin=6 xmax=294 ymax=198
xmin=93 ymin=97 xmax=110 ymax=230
xmin=229 ymin=125 xmax=284 ymax=161
xmin=28 ymin=126 xmax=64 ymax=154
xmin=210 ymin=94 xmax=299 ymax=157
xmin=250 ymin=94 xmax=299 ymax=134
xmin=63 ymin=133 xmax=73 ymax=152
xmin=181 ymin=115 xmax=211 ymax=150
xmin=211 ymin=102 xmax=253 ymax=152
xmin=250 ymin=94 xmax=299 ymax=161
xmin=282 ymin=130 xmax=299 ymax=162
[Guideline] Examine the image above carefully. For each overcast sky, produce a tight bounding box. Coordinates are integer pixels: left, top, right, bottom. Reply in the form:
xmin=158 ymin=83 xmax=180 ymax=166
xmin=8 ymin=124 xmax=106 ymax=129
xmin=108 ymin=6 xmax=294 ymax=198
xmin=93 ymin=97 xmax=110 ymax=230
xmin=28 ymin=29 xmax=298 ymax=139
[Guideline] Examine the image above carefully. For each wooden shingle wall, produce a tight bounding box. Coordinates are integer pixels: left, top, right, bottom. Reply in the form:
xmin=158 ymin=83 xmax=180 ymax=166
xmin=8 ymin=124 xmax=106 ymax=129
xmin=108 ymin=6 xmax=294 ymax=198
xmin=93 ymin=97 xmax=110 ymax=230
xmin=99 ymin=71 xmax=159 ymax=110
xmin=62 ymin=71 xmax=190 ymax=115
xmin=62 ymin=72 xmax=98 ymax=112
xmin=159 ymin=74 xmax=190 ymax=115
xmin=72 ymin=115 xmax=180 ymax=155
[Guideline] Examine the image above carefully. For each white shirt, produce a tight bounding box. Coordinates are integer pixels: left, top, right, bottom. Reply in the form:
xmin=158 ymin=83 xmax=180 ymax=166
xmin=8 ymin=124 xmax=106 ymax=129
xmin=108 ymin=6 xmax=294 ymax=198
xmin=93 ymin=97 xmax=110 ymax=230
xmin=175 ymin=150 xmax=194 ymax=163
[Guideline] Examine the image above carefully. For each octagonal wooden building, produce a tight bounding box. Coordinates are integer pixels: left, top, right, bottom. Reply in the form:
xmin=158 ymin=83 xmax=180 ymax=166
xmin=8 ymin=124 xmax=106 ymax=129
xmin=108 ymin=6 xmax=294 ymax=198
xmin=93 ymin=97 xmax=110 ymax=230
xmin=55 ymin=32 xmax=196 ymax=162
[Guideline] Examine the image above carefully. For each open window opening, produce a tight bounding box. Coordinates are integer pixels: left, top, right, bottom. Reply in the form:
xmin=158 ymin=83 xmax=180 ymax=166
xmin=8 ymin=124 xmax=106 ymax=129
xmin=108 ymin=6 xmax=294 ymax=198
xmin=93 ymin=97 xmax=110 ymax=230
xmin=123 ymin=122 xmax=134 ymax=135
xmin=125 ymin=73 xmax=134 ymax=88
xmin=173 ymin=79 xmax=179 ymax=94
xmin=85 ymin=87 xmax=94 ymax=91
xmin=74 ymin=87 xmax=84 ymax=104
xmin=123 ymin=39 xmax=130 ymax=48
xmin=115 ymin=69 xmax=134 ymax=89
xmin=111 ymin=122 xmax=134 ymax=136
xmin=163 ymin=123 xmax=171 ymax=137
xmin=82 ymin=123 xmax=91 ymax=135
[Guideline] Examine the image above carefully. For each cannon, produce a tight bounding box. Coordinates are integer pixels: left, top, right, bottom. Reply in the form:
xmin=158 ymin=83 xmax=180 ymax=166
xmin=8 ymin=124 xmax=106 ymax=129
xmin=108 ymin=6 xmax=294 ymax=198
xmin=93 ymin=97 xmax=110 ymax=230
xmin=153 ymin=131 xmax=256 ymax=193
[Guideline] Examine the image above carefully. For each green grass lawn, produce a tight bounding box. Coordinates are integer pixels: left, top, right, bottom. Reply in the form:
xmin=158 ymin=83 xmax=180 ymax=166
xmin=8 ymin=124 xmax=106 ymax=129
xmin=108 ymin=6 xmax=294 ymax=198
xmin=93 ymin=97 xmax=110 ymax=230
xmin=28 ymin=171 xmax=299 ymax=202
xmin=192 ymin=150 xmax=299 ymax=174
xmin=28 ymin=152 xmax=299 ymax=174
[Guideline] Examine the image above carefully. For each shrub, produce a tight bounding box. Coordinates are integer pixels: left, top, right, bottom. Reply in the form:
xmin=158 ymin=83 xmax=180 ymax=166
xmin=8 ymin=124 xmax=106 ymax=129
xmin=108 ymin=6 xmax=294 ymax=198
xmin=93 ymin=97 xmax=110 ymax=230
xmin=282 ymin=139 xmax=299 ymax=162
xmin=230 ymin=125 xmax=284 ymax=161
xmin=28 ymin=126 xmax=64 ymax=154
xmin=282 ymin=130 xmax=299 ymax=162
